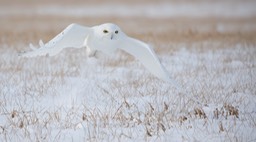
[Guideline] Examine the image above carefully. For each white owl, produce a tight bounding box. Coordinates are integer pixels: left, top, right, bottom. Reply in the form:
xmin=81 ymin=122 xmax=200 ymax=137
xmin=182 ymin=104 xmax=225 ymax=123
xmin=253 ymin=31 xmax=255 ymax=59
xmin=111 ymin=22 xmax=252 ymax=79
xmin=20 ymin=23 xmax=177 ymax=84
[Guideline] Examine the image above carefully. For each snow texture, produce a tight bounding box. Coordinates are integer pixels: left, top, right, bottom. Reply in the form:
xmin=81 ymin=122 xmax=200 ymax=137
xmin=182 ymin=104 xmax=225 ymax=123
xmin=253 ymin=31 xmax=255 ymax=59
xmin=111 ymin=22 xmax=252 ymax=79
xmin=0 ymin=42 xmax=255 ymax=141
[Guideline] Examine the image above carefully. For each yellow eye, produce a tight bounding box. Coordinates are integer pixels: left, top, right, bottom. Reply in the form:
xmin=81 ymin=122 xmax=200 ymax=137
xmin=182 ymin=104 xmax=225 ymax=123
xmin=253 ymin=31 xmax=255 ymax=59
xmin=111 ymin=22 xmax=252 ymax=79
xmin=103 ymin=30 xmax=108 ymax=33
xmin=115 ymin=30 xmax=118 ymax=34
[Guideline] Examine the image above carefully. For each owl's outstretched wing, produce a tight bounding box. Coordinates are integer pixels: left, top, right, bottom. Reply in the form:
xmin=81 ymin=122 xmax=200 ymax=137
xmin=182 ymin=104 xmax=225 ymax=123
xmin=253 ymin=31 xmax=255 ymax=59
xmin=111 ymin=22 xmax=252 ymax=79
xmin=19 ymin=23 xmax=91 ymax=57
xmin=118 ymin=37 xmax=178 ymax=85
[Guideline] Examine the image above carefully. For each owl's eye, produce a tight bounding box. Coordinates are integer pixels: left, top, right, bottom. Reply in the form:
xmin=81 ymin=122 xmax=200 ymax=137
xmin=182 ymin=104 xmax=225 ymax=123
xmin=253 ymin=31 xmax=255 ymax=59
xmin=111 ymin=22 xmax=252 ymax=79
xmin=103 ymin=30 xmax=108 ymax=33
xmin=115 ymin=30 xmax=118 ymax=34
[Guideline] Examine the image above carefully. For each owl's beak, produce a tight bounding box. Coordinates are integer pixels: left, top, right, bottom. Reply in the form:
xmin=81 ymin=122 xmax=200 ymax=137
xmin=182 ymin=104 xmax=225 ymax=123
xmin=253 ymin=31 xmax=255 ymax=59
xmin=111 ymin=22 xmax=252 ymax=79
xmin=110 ymin=34 xmax=113 ymax=40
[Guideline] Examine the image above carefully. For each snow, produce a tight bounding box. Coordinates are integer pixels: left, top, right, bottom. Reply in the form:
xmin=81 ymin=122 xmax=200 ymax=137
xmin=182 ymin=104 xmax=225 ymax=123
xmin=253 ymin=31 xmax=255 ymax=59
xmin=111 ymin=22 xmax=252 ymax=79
xmin=0 ymin=41 xmax=255 ymax=141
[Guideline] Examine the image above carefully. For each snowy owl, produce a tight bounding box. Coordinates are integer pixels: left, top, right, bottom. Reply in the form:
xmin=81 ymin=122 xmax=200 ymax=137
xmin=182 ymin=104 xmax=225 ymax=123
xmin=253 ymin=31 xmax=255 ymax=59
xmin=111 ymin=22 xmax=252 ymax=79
xmin=20 ymin=23 xmax=176 ymax=84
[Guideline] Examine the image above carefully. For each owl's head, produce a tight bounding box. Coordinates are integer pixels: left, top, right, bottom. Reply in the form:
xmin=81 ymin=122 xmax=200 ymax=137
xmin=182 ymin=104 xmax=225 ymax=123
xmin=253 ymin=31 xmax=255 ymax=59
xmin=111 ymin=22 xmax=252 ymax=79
xmin=94 ymin=23 xmax=125 ymax=40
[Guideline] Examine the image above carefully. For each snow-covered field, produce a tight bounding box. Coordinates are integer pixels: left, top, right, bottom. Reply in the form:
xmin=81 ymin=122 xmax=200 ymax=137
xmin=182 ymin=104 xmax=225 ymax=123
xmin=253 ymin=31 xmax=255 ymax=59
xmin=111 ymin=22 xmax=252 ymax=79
xmin=0 ymin=0 xmax=256 ymax=141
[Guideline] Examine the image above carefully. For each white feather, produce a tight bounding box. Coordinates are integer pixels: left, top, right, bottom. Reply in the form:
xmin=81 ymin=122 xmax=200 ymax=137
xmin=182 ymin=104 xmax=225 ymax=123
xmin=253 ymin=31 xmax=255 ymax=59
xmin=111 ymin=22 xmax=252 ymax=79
xmin=20 ymin=23 xmax=90 ymax=57
xmin=39 ymin=39 xmax=44 ymax=47
xmin=118 ymin=37 xmax=176 ymax=84
xmin=29 ymin=43 xmax=37 ymax=50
